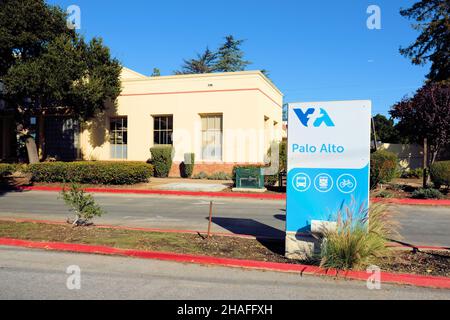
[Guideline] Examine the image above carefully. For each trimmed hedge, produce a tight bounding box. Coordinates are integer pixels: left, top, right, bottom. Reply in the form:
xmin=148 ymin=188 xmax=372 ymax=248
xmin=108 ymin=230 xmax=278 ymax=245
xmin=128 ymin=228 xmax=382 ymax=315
xmin=150 ymin=145 xmax=173 ymax=178
xmin=181 ymin=153 xmax=195 ymax=178
xmin=26 ymin=161 xmax=153 ymax=185
xmin=430 ymin=161 xmax=450 ymax=188
xmin=0 ymin=164 xmax=15 ymax=178
xmin=370 ymin=150 xmax=398 ymax=188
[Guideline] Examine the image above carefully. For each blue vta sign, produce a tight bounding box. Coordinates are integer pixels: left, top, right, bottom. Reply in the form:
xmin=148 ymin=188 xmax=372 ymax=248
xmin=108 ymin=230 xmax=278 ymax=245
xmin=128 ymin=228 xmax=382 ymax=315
xmin=293 ymin=108 xmax=335 ymax=127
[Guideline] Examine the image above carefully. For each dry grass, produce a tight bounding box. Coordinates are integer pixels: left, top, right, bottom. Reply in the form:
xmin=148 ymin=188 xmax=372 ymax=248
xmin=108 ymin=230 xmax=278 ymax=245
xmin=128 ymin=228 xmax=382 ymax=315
xmin=320 ymin=203 xmax=399 ymax=270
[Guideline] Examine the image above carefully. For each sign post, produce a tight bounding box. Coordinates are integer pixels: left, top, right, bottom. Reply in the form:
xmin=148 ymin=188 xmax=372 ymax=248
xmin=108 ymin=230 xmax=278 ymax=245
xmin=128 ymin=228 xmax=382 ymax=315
xmin=285 ymin=100 xmax=371 ymax=259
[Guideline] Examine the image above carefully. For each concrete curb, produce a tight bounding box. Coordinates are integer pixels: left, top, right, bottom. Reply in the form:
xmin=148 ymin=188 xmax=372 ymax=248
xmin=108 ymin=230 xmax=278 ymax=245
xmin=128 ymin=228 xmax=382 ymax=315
xmin=0 ymin=237 xmax=449 ymax=289
xmin=13 ymin=186 xmax=450 ymax=205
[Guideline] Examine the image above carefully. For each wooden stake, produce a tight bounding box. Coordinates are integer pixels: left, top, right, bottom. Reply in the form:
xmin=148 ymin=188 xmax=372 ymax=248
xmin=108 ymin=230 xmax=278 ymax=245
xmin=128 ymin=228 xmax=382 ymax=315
xmin=207 ymin=201 xmax=213 ymax=239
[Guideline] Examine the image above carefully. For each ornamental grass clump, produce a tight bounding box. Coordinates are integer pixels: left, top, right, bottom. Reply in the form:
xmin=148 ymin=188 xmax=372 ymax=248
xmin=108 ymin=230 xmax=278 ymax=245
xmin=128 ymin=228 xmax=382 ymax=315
xmin=320 ymin=203 xmax=398 ymax=270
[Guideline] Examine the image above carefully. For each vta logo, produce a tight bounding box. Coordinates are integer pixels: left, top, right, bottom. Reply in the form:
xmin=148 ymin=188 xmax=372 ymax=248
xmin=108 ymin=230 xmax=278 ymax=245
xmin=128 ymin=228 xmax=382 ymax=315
xmin=293 ymin=108 xmax=335 ymax=127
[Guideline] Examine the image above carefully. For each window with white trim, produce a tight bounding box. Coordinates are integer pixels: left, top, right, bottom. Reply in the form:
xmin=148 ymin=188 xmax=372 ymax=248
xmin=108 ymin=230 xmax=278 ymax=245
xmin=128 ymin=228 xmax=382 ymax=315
xmin=201 ymin=115 xmax=222 ymax=161
xmin=110 ymin=117 xmax=127 ymax=159
xmin=153 ymin=115 xmax=173 ymax=145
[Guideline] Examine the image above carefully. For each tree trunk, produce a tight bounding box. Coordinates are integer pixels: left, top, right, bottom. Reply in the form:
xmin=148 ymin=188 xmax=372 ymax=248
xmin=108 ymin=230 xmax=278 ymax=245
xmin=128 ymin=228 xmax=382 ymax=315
xmin=25 ymin=137 xmax=39 ymax=164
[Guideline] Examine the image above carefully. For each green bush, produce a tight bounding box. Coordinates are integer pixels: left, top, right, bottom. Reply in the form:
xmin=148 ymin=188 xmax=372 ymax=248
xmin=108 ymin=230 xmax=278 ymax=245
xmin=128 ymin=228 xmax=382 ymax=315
xmin=207 ymin=172 xmax=231 ymax=180
xmin=430 ymin=161 xmax=450 ymax=189
xmin=370 ymin=150 xmax=398 ymax=188
xmin=181 ymin=153 xmax=195 ymax=178
xmin=0 ymin=164 xmax=15 ymax=178
xmin=192 ymin=171 xmax=208 ymax=180
xmin=150 ymin=145 xmax=173 ymax=177
xmin=401 ymin=168 xmax=423 ymax=179
xmin=27 ymin=161 xmax=153 ymax=185
xmin=60 ymin=183 xmax=106 ymax=226
xmin=411 ymin=188 xmax=443 ymax=199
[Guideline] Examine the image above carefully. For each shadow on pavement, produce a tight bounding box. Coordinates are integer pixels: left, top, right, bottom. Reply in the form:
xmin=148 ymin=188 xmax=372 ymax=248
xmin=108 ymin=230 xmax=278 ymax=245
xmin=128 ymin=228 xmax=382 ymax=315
xmin=0 ymin=177 xmax=30 ymax=197
xmin=209 ymin=217 xmax=285 ymax=255
xmin=274 ymin=214 xmax=286 ymax=221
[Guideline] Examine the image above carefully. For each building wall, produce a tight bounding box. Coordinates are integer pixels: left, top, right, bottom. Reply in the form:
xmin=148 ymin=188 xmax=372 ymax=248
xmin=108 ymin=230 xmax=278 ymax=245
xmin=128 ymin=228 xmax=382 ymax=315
xmin=379 ymin=143 xmax=423 ymax=170
xmin=79 ymin=69 xmax=283 ymax=176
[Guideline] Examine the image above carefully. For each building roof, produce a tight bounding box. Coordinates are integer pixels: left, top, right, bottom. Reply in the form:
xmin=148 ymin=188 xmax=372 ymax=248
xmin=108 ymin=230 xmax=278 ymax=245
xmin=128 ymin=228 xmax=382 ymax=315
xmin=120 ymin=67 xmax=283 ymax=97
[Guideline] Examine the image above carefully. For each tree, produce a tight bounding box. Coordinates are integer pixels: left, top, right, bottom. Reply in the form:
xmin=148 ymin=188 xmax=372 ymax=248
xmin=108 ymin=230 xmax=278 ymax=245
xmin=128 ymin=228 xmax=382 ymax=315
xmin=215 ymin=35 xmax=251 ymax=72
xmin=390 ymin=83 xmax=450 ymax=165
xmin=151 ymin=68 xmax=161 ymax=77
xmin=60 ymin=183 xmax=106 ymax=226
xmin=0 ymin=0 xmax=121 ymax=161
xmin=175 ymin=47 xmax=218 ymax=74
xmin=400 ymin=0 xmax=450 ymax=83
xmin=371 ymin=114 xmax=401 ymax=143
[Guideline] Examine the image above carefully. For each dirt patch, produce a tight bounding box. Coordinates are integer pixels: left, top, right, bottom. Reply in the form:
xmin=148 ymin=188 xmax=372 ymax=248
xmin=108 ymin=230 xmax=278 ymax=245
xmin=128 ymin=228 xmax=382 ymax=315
xmin=379 ymin=250 xmax=450 ymax=277
xmin=0 ymin=220 xmax=448 ymax=277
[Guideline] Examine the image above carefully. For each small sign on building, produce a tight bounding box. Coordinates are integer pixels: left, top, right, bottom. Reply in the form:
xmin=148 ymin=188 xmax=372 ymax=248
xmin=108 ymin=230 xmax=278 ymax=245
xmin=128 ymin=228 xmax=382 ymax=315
xmin=285 ymin=100 xmax=371 ymax=259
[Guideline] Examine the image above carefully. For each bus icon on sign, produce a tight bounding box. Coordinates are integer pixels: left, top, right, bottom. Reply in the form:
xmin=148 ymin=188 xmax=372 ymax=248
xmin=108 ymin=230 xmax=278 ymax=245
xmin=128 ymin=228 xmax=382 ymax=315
xmin=292 ymin=173 xmax=311 ymax=192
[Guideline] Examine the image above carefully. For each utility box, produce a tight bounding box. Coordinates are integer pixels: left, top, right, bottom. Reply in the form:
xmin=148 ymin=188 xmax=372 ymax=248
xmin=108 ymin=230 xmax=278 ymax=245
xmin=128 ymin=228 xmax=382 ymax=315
xmin=233 ymin=167 xmax=266 ymax=192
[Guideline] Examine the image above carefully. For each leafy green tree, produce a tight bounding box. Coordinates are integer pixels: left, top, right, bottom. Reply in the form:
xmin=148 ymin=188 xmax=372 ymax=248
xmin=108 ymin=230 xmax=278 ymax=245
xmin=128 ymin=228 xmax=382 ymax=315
xmin=371 ymin=114 xmax=401 ymax=143
xmin=400 ymin=0 xmax=450 ymax=83
xmin=151 ymin=68 xmax=161 ymax=77
xmin=175 ymin=47 xmax=218 ymax=74
xmin=215 ymin=35 xmax=251 ymax=72
xmin=0 ymin=0 xmax=121 ymax=160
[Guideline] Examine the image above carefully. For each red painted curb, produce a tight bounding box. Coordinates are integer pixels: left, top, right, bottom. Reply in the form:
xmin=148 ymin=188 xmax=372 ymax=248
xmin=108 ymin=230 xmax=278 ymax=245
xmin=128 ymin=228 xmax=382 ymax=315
xmin=14 ymin=186 xmax=450 ymax=205
xmin=16 ymin=186 xmax=286 ymax=200
xmin=0 ymin=237 xmax=449 ymax=289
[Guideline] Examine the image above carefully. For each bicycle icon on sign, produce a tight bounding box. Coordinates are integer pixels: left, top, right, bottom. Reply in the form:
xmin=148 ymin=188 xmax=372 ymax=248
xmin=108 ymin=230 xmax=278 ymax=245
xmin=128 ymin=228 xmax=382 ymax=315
xmin=339 ymin=179 xmax=354 ymax=189
xmin=337 ymin=174 xmax=357 ymax=194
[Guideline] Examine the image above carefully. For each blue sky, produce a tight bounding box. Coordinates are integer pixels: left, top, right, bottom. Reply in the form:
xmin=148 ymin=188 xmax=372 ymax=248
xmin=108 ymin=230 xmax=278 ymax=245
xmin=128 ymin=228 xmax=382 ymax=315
xmin=48 ymin=0 xmax=429 ymax=116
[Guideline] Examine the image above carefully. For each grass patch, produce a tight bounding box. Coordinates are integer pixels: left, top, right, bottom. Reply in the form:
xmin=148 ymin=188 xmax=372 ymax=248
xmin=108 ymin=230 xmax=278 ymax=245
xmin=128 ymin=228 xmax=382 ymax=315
xmin=0 ymin=220 xmax=286 ymax=263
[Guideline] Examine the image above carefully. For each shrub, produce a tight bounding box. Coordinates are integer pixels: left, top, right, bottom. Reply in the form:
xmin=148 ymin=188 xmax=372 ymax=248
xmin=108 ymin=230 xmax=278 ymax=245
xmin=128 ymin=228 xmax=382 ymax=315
xmin=370 ymin=150 xmax=398 ymax=188
xmin=150 ymin=145 xmax=173 ymax=177
xmin=181 ymin=153 xmax=195 ymax=178
xmin=376 ymin=190 xmax=394 ymax=198
xmin=207 ymin=172 xmax=231 ymax=180
xmin=60 ymin=183 xmax=106 ymax=226
xmin=192 ymin=171 xmax=208 ymax=180
xmin=401 ymin=168 xmax=423 ymax=179
xmin=430 ymin=161 xmax=450 ymax=189
xmin=320 ymin=204 xmax=398 ymax=270
xmin=411 ymin=188 xmax=443 ymax=199
xmin=27 ymin=161 xmax=153 ymax=185
xmin=0 ymin=164 xmax=15 ymax=178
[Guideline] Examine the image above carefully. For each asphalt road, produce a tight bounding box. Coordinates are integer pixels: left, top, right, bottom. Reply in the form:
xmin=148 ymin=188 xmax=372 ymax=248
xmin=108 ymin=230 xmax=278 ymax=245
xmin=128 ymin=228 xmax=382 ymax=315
xmin=1 ymin=246 xmax=448 ymax=300
xmin=0 ymin=190 xmax=449 ymax=246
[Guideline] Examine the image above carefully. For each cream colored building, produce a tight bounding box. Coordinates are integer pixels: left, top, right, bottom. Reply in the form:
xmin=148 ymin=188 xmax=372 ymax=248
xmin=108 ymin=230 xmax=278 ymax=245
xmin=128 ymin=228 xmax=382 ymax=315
xmin=78 ymin=67 xmax=283 ymax=176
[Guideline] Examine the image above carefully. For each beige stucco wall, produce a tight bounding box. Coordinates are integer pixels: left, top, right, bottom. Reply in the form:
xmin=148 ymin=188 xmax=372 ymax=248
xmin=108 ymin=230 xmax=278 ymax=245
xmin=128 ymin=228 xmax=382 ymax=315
xmin=379 ymin=143 xmax=424 ymax=170
xmin=80 ymin=68 xmax=283 ymax=165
